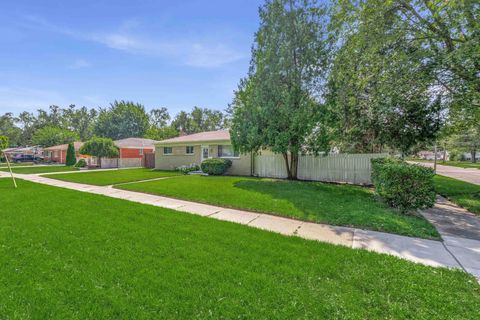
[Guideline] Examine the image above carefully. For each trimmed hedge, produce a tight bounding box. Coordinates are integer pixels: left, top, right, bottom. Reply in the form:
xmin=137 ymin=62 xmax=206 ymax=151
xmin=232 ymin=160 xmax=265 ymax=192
xmin=201 ymin=158 xmax=232 ymax=175
xmin=371 ymin=158 xmax=436 ymax=213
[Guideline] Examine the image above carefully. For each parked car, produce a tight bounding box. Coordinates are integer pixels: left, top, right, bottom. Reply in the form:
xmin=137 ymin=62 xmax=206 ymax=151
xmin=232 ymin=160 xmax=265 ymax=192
xmin=12 ymin=154 xmax=44 ymax=163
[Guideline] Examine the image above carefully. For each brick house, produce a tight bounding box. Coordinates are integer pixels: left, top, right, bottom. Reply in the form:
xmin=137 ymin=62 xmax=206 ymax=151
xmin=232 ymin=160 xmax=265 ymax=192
xmin=114 ymin=138 xmax=158 ymax=168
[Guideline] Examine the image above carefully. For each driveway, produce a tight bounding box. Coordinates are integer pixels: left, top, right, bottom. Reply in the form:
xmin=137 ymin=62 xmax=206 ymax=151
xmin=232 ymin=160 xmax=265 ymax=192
xmin=410 ymin=162 xmax=480 ymax=185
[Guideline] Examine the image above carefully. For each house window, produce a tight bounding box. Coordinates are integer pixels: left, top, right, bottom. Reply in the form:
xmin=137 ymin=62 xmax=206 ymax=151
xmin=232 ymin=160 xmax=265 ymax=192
xmin=163 ymin=147 xmax=172 ymax=155
xmin=186 ymin=146 xmax=194 ymax=155
xmin=218 ymin=145 xmax=239 ymax=158
xmin=139 ymin=148 xmax=144 ymax=156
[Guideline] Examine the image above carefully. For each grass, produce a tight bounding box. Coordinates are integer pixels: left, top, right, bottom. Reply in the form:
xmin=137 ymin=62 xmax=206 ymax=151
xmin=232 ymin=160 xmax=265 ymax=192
xmin=47 ymin=168 xmax=181 ymax=186
xmin=413 ymin=159 xmax=480 ymax=169
xmin=117 ymin=175 xmax=439 ymax=239
xmin=0 ymin=165 xmax=78 ymax=174
xmin=0 ymin=178 xmax=478 ymax=319
xmin=434 ymin=175 xmax=480 ymax=215
xmin=0 ymin=162 xmax=34 ymax=167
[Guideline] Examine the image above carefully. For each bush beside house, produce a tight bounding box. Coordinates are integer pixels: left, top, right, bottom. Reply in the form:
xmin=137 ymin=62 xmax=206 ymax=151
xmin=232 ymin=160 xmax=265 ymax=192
xmin=371 ymin=158 xmax=436 ymax=213
xmin=201 ymin=158 xmax=232 ymax=175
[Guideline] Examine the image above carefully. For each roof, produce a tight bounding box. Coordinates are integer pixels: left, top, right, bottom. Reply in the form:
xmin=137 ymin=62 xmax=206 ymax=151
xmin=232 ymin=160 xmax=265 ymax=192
xmin=44 ymin=142 xmax=84 ymax=151
xmin=114 ymin=138 xmax=158 ymax=149
xmin=156 ymin=130 xmax=230 ymax=145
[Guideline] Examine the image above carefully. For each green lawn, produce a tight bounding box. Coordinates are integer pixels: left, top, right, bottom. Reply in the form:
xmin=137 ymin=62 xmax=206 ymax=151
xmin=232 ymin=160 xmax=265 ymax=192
xmin=0 ymin=165 xmax=78 ymax=174
xmin=47 ymin=168 xmax=181 ymax=186
xmin=0 ymin=162 xmax=34 ymax=167
xmin=117 ymin=175 xmax=439 ymax=239
xmin=0 ymin=178 xmax=478 ymax=319
xmin=434 ymin=175 xmax=480 ymax=215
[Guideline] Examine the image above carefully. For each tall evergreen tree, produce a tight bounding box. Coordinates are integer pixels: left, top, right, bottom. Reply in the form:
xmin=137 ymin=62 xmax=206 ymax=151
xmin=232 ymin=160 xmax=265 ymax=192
xmin=65 ymin=142 xmax=76 ymax=166
xmin=230 ymin=0 xmax=330 ymax=179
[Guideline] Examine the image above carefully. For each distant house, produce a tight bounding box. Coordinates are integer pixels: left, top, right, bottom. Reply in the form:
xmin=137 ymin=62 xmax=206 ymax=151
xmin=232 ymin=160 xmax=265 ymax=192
xmin=43 ymin=142 xmax=94 ymax=165
xmin=155 ymin=130 xmax=252 ymax=175
xmin=114 ymin=138 xmax=158 ymax=168
xmin=417 ymin=151 xmax=448 ymax=161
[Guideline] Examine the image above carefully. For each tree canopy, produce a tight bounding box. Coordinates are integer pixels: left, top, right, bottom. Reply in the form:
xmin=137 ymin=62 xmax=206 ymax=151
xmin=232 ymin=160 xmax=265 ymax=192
xmin=94 ymin=101 xmax=150 ymax=140
xmin=230 ymin=0 xmax=330 ymax=179
xmin=31 ymin=126 xmax=79 ymax=147
xmin=80 ymin=137 xmax=119 ymax=158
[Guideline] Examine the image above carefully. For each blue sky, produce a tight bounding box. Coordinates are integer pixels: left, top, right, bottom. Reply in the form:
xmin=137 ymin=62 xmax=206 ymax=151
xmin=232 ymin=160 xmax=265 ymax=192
xmin=0 ymin=0 xmax=263 ymax=116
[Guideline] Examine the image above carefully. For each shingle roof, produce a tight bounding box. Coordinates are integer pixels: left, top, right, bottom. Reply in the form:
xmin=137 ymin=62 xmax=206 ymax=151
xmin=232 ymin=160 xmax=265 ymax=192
xmin=44 ymin=142 xmax=84 ymax=151
xmin=114 ymin=138 xmax=158 ymax=149
xmin=156 ymin=130 xmax=230 ymax=144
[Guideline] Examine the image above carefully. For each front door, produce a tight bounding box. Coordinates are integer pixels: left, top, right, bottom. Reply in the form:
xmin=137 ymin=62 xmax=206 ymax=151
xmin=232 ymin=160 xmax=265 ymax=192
xmin=201 ymin=146 xmax=209 ymax=162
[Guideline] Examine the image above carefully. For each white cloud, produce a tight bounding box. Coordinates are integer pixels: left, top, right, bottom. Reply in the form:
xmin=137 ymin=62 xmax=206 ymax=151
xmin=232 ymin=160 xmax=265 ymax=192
xmin=0 ymin=86 xmax=69 ymax=113
xmin=68 ymin=59 xmax=91 ymax=69
xmin=20 ymin=15 xmax=246 ymax=68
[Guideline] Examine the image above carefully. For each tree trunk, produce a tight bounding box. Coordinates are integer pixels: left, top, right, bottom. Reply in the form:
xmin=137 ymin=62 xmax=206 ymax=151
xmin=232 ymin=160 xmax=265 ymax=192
xmin=472 ymin=150 xmax=477 ymax=163
xmin=283 ymin=152 xmax=299 ymax=180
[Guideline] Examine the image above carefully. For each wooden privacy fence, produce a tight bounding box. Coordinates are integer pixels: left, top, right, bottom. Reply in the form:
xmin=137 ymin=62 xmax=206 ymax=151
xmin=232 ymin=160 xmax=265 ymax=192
xmin=254 ymin=153 xmax=387 ymax=185
xmin=144 ymin=153 xmax=155 ymax=168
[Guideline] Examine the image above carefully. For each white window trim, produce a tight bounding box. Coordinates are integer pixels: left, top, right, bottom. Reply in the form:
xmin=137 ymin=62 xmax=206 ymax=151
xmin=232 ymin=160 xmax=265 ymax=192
xmin=185 ymin=146 xmax=194 ymax=155
xmin=163 ymin=147 xmax=173 ymax=155
xmin=218 ymin=145 xmax=240 ymax=159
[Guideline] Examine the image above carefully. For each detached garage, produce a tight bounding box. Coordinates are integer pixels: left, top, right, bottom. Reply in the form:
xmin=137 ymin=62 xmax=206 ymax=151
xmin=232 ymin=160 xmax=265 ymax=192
xmin=114 ymin=138 xmax=158 ymax=168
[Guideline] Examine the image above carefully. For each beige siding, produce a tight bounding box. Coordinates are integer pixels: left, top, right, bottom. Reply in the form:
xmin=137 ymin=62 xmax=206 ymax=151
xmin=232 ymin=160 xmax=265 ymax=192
xmin=155 ymin=143 xmax=252 ymax=175
xmin=155 ymin=145 xmax=201 ymax=170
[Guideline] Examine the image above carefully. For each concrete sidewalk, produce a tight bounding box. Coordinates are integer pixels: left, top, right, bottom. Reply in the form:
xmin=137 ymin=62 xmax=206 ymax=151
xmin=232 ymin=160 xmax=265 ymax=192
xmin=7 ymin=173 xmax=480 ymax=280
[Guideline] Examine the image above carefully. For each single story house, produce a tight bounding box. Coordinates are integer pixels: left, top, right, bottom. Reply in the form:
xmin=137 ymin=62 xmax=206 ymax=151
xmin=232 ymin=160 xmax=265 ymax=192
xmin=155 ymin=130 xmax=253 ymax=176
xmin=2 ymin=146 xmax=44 ymax=160
xmin=44 ymin=142 xmax=87 ymax=164
xmin=114 ymin=138 xmax=158 ymax=168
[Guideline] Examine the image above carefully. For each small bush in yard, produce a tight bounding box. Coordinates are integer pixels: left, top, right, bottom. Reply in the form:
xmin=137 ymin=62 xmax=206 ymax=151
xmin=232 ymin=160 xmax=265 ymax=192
xmin=371 ymin=158 xmax=436 ymax=213
xmin=201 ymin=158 xmax=232 ymax=175
xmin=74 ymin=159 xmax=87 ymax=168
xmin=175 ymin=164 xmax=200 ymax=174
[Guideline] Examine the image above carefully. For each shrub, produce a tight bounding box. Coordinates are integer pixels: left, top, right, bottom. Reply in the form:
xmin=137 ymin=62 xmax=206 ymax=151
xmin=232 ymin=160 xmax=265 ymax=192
xmin=66 ymin=142 xmax=76 ymax=166
xmin=175 ymin=164 xmax=200 ymax=175
xmin=201 ymin=158 xmax=232 ymax=175
xmin=74 ymin=159 xmax=87 ymax=168
xmin=371 ymin=158 xmax=436 ymax=213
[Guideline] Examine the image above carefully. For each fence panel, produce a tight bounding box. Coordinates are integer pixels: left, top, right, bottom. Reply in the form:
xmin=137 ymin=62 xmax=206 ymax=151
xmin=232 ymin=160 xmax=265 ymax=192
xmin=144 ymin=153 xmax=155 ymax=168
xmin=254 ymin=153 xmax=387 ymax=185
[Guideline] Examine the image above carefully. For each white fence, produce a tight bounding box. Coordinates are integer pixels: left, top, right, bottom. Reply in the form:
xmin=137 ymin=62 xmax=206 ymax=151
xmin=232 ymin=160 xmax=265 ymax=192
xmin=254 ymin=153 xmax=387 ymax=185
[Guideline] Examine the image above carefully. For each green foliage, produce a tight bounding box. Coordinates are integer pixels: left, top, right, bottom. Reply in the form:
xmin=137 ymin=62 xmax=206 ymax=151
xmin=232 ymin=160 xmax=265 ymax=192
xmin=0 ymin=135 xmax=8 ymax=152
xmin=65 ymin=143 xmax=76 ymax=166
xmin=230 ymin=0 xmax=330 ymax=179
xmin=94 ymin=100 xmax=150 ymax=140
xmin=175 ymin=164 xmax=200 ymax=175
xmin=74 ymin=159 xmax=87 ymax=168
xmin=80 ymin=137 xmax=119 ymax=158
xmin=0 ymin=113 xmax=21 ymax=146
xmin=447 ymin=126 xmax=480 ymax=163
xmin=144 ymin=126 xmax=178 ymax=141
xmin=172 ymin=107 xmax=227 ymax=134
xmin=371 ymin=158 xmax=436 ymax=213
xmin=31 ymin=126 xmax=79 ymax=147
xmin=200 ymin=158 xmax=232 ymax=175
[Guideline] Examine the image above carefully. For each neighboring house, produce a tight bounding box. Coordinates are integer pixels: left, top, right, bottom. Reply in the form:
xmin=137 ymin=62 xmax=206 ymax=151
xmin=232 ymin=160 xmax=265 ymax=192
xmin=155 ymin=130 xmax=253 ymax=176
xmin=44 ymin=142 xmax=90 ymax=164
xmin=114 ymin=138 xmax=158 ymax=168
xmin=462 ymin=152 xmax=480 ymax=161
xmin=417 ymin=151 xmax=449 ymax=161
